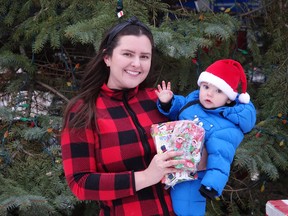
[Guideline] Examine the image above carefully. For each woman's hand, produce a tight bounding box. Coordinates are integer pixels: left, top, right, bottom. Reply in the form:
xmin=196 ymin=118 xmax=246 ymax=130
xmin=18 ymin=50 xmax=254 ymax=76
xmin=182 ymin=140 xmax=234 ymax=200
xmin=135 ymin=150 xmax=184 ymax=191
xmin=155 ymin=81 xmax=173 ymax=103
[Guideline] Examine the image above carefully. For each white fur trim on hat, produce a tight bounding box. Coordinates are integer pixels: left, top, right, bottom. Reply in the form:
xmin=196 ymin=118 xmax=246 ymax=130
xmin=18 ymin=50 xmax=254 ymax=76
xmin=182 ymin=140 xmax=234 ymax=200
xmin=238 ymin=92 xmax=250 ymax=104
xmin=197 ymin=71 xmax=238 ymax=100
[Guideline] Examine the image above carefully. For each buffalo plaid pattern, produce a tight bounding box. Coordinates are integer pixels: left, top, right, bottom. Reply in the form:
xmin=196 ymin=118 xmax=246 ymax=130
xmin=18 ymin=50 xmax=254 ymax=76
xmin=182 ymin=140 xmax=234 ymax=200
xmin=61 ymin=84 xmax=175 ymax=216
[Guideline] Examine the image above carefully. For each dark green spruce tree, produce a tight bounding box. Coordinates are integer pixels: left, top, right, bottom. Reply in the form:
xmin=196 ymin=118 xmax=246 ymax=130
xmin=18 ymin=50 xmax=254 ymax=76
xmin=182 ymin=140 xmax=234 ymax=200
xmin=1 ymin=0 xmax=287 ymax=215
xmin=207 ymin=1 xmax=288 ymax=215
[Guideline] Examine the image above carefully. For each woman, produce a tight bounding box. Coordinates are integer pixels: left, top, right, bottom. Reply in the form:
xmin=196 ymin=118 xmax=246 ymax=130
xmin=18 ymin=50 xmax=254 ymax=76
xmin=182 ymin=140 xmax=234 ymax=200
xmin=61 ymin=16 xmax=184 ymax=216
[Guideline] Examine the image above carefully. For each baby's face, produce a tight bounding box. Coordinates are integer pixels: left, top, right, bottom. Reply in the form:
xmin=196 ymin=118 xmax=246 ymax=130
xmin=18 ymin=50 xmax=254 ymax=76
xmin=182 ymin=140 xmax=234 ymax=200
xmin=199 ymin=82 xmax=231 ymax=109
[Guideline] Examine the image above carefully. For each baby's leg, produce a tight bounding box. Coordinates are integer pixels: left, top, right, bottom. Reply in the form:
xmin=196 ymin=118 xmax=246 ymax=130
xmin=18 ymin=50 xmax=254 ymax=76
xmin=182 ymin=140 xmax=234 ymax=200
xmin=171 ymin=171 xmax=206 ymax=216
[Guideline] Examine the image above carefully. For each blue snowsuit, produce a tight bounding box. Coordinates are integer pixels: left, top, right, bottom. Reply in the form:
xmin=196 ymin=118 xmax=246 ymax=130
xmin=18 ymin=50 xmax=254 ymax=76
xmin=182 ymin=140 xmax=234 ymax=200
xmin=157 ymin=90 xmax=256 ymax=216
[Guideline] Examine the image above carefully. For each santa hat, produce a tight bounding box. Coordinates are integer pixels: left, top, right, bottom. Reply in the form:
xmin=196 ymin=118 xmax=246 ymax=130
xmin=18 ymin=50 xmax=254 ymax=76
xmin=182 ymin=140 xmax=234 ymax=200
xmin=197 ymin=59 xmax=250 ymax=104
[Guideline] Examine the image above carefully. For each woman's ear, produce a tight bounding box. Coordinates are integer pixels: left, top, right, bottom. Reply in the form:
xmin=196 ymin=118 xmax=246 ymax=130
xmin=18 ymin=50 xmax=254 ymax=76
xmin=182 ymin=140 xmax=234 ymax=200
xmin=103 ymin=55 xmax=110 ymax=67
xmin=227 ymin=99 xmax=232 ymax=104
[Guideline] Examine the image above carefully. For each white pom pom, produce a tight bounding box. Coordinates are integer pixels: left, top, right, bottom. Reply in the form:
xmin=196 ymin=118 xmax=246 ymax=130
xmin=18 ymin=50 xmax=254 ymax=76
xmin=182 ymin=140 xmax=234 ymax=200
xmin=239 ymin=93 xmax=250 ymax=104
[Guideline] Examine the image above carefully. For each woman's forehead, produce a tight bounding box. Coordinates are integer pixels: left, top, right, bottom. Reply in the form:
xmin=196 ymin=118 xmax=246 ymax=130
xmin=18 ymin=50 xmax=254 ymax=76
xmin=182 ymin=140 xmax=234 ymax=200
xmin=116 ymin=35 xmax=152 ymax=53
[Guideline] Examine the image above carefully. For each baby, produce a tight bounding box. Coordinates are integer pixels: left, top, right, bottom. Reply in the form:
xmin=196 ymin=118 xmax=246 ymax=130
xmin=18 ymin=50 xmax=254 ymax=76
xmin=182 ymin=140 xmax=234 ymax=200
xmin=156 ymin=59 xmax=257 ymax=216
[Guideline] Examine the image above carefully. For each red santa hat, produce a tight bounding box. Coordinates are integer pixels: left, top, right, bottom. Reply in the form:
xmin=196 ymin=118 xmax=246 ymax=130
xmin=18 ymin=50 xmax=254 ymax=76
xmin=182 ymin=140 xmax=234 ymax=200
xmin=197 ymin=59 xmax=250 ymax=104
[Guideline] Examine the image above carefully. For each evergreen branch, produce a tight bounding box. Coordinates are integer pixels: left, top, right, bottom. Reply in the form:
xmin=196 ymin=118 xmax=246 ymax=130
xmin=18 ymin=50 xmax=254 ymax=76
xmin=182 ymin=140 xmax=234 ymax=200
xmin=36 ymin=81 xmax=69 ymax=102
xmin=0 ymin=51 xmax=36 ymax=74
xmin=0 ymin=107 xmax=14 ymax=122
xmin=32 ymin=28 xmax=50 ymax=54
xmin=22 ymin=127 xmax=46 ymax=141
xmin=240 ymin=0 xmax=276 ymax=17
xmin=64 ymin=14 xmax=115 ymax=46
xmin=0 ymin=195 xmax=55 ymax=215
xmin=203 ymin=23 xmax=233 ymax=40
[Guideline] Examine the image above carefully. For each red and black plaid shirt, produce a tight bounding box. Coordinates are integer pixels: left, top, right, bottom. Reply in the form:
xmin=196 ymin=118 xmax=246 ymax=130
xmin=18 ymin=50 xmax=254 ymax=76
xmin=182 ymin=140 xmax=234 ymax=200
xmin=61 ymin=84 xmax=175 ymax=216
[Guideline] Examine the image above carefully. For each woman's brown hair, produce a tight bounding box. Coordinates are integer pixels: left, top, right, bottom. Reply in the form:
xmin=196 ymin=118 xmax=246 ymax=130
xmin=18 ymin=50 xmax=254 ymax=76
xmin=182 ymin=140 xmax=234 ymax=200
xmin=62 ymin=17 xmax=155 ymax=129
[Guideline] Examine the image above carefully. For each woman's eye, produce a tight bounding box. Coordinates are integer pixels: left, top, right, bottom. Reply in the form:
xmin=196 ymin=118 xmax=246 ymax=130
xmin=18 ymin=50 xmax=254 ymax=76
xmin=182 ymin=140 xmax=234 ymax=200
xmin=141 ymin=55 xmax=150 ymax=60
xmin=123 ymin=52 xmax=132 ymax=57
xmin=216 ymin=89 xmax=222 ymax=93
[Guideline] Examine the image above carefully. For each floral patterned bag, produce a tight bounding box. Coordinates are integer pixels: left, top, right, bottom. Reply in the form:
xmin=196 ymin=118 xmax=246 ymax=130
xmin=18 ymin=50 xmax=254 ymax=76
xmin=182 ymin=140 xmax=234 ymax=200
xmin=151 ymin=120 xmax=205 ymax=188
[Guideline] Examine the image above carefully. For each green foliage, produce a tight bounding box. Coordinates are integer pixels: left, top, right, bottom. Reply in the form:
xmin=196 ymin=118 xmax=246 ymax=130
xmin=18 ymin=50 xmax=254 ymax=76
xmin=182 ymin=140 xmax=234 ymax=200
xmin=199 ymin=29 xmax=288 ymax=212
xmin=0 ymin=51 xmax=36 ymax=74
xmin=0 ymin=107 xmax=83 ymax=215
xmin=0 ymin=0 xmax=240 ymax=94
xmin=257 ymin=64 xmax=288 ymax=117
xmin=235 ymin=117 xmax=288 ymax=181
xmin=0 ymin=177 xmax=56 ymax=216
xmin=1 ymin=0 xmax=288 ymax=215
xmin=155 ymin=13 xmax=240 ymax=60
xmin=251 ymin=0 xmax=288 ymax=117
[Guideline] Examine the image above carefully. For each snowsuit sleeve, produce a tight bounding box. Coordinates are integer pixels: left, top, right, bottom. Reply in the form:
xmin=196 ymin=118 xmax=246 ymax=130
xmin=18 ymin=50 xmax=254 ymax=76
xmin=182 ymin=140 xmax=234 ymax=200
xmin=157 ymin=91 xmax=199 ymax=120
xmin=200 ymin=126 xmax=244 ymax=196
xmin=222 ymin=98 xmax=257 ymax=133
xmin=61 ymin=106 xmax=135 ymax=201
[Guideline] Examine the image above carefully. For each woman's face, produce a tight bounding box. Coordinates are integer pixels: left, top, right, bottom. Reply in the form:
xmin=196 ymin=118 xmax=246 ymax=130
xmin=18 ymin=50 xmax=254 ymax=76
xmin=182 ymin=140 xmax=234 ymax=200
xmin=104 ymin=35 xmax=152 ymax=90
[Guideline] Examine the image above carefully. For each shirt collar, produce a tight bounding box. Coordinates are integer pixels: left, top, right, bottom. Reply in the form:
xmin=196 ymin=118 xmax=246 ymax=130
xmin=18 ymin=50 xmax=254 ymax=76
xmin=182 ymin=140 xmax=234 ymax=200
xmin=101 ymin=83 xmax=139 ymax=101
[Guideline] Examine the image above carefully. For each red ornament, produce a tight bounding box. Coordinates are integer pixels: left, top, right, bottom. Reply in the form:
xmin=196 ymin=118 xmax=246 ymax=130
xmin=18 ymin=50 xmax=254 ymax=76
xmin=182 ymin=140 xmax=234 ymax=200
xmin=192 ymin=58 xmax=198 ymax=65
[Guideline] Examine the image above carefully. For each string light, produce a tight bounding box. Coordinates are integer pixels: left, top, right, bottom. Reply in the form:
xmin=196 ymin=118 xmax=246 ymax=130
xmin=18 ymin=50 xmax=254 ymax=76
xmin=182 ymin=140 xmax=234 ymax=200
xmin=254 ymin=112 xmax=288 ymax=145
xmin=116 ymin=0 xmax=124 ymax=18
xmin=256 ymin=131 xmax=261 ymax=138
xmin=260 ymin=181 xmax=266 ymax=192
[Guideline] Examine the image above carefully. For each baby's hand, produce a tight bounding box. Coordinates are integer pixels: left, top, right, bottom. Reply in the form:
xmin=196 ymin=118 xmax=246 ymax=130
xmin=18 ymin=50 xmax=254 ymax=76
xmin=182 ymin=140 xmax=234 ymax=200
xmin=155 ymin=81 xmax=173 ymax=103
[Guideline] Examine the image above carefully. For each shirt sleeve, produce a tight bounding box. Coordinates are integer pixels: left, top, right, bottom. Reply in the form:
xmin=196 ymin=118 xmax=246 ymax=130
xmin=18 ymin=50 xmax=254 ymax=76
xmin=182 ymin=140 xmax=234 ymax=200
xmin=61 ymin=111 xmax=135 ymax=201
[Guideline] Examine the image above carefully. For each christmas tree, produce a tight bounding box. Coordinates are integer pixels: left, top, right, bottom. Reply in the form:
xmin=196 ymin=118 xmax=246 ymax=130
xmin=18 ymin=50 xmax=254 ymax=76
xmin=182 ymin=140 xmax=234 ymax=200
xmin=0 ymin=0 xmax=287 ymax=215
